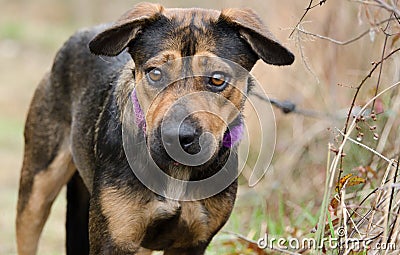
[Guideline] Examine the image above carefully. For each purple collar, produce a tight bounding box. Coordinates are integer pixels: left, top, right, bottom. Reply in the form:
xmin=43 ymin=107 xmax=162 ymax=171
xmin=131 ymin=89 xmax=146 ymax=132
xmin=131 ymin=90 xmax=243 ymax=148
xmin=222 ymin=122 xmax=244 ymax=148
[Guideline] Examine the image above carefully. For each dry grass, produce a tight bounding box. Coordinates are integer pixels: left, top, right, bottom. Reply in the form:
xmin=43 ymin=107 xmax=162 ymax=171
xmin=0 ymin=0 xmax=399 ymax=254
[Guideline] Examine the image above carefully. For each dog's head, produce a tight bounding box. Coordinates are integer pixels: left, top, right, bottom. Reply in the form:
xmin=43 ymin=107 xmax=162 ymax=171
xmin=89 ymin=2 xmax=294 ymax=170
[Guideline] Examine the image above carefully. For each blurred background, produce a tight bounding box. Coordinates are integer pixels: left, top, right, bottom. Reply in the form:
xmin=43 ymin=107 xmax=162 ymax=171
xmin=1 ymin=0 xmax=399 ymax=254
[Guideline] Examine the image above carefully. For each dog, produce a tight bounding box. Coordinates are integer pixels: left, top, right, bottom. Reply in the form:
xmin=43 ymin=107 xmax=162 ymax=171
xmin=16 ymin=2 xmax=294 ymax=254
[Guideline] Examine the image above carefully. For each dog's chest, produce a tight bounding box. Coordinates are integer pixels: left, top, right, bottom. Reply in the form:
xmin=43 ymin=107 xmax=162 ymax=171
xmin=140 ymin=200 xmax=211 ymax=250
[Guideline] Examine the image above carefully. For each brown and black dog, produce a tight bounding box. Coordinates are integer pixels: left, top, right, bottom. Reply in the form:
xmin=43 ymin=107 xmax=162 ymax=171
xmin=16 ymin=2 xmax=294 ymax=255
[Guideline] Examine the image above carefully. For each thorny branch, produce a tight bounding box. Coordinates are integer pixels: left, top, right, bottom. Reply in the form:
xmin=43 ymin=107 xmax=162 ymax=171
xmin=289 ymin=0 xmax=328 ymax=38
xmin=342 ymin=47 xmax=400 ymax=137
xmin=289 ymin=1 xmax=400 ymax=249
xmin=337 ymin=47 xmax=400 ymax=186
xmin=289 ymin=0 xmax=400 ymax=134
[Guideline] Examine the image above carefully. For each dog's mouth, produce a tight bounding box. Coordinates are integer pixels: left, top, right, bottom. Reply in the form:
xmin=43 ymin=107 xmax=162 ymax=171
xmin=146 ymin=119 xmax=244 ymax=175
xmin=148 ymin=124 xmax=219 ymax=171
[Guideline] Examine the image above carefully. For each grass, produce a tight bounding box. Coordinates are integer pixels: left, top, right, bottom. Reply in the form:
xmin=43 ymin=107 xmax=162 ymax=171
xmin=0 ymin=22 xmax=26 ymax=41
xmin=0 ymin=117 xmax=24 ymax=149
xmin=0 ymin=21 xmax=74 ymax=51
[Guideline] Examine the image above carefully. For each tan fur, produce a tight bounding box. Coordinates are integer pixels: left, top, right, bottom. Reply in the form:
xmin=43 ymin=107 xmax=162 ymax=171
xmin=203 ymin=194 xmax=235 ymax=235
xmin=115 ymin=3 xmax=164 ymax=28
xmin=162 ymin=8 xmax=220 ymax=28
xmin=161 ymin=8 xmax=219 ymax=53
xmin=166 ymin=165 xmax=191 ymax=199
xmin=221 ymin=8 xmax=276 ymax=41
xmin=174 ymin=201 xmax=210 ymax=248
xmin=137 ymin=51 xmax=247 ymax=144
xmin=16 ymin=140 xmax=75 ymax=255
xmin=135 ymin=50 xmax=182 ymax=122
xmin=136 ymin=248 xmax=153 ymax=255
xmin=17 ymin=3 xmax=294 ymax=254
xmin=100 ymin=187 xmax=181 ymax=252
xmin=101 ymin=182 xmax=232 ymax=251
xmin=115 ymin=60 xmax=136 ymax=123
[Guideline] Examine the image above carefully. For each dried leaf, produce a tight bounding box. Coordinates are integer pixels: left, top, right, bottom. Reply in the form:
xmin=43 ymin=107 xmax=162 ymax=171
xmin=246 ymin=242 xmax=267 ymax=255
xmin=236 ymin=237 xmax=268 ymax=255
xmin=329 ymin=196 xmax=340 ymax=212
xmin=391 ymin=33 xmax=400 ymax=49
xmin=336 ymin=174 xmax=352 ymax=192
xmin=222 ymin=240 xmax=237 ymax=247
xmin=366 ymin=165 xmax=377 ymax=178
xmin=335 ymin=174 xmax=366 ymax=192
xmin=347 ymin=176 xmax=366 ymax=187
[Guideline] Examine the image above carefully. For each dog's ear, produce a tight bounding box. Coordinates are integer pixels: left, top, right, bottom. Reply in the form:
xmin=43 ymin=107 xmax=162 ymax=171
xmin=220 ymin=8 xmax=294 ymax=66
xmin=89 ymin=2 xmax=163 ymax=56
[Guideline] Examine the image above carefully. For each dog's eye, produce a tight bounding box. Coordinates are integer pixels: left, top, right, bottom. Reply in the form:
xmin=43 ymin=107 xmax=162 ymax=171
xmin=146 ymin=68 xmax=163 ymax=83
xmin=208 ymin=72 xmax=229 ymax=91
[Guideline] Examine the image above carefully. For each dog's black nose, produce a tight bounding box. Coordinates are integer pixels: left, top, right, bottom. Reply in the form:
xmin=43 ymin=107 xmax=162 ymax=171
xmin=179 ymin=124 xmax=198 ymax=153
xmin=162 ymin=122 xmax=200 ymax=155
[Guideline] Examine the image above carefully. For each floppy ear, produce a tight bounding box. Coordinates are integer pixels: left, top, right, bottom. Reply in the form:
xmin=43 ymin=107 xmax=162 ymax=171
xmin=89 ymin=2 xmax=163 ymax=56
xmin=220 ymin=8 xmax=294 ymax=66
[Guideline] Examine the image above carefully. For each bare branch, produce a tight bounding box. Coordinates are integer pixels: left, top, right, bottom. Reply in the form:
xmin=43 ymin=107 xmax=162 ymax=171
xmin=289 ymin=0 xmax=328 ymax=38
xmin=296 ymin=18 xmax=396 ymax=45
xmin=294 ymin=29 xmax=321 ymax=84
xmin=374 ymin=0 xmax=400 ymax=17
xmin=372 ymin=13 xmax=393 ymax=110
xmin=351 ymin=0 xmax=385 ymax=7
xmin=296 ymin=27 xmax=372 ymax=45
xmin=343 ymin=47 xmax=400 ymax=135
xmin=336 ymin=128 xmax=392 ymax=163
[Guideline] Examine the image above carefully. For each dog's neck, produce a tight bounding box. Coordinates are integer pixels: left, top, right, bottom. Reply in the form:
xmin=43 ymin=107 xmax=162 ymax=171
xmin=131 ymin=89 xmax=146 ymax=132
xmin=130 ymin=89 xmax=244 ymax=148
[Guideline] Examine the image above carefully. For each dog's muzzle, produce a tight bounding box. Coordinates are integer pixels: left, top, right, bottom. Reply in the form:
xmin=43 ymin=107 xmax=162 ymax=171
xmin=131 ymin=89 xmax=243 ymax=168
xmin=162 ymin=120 xmax=201 ymax=155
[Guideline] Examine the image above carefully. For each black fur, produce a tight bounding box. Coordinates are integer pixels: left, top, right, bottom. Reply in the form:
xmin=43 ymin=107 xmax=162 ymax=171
xmin=66 ymin=172 xmax=90 ymax=255
xmin=17 ymin=4 xmax=294 ymax=255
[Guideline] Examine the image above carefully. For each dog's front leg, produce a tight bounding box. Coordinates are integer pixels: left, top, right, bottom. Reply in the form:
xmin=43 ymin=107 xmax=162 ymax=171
xmin=88 ymin=191 xmax=139 ymax=254
xmin=88 ymin=196 xmax=137 ymax=255
xmin=88 ymin=173 xmax=151 ymax=255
